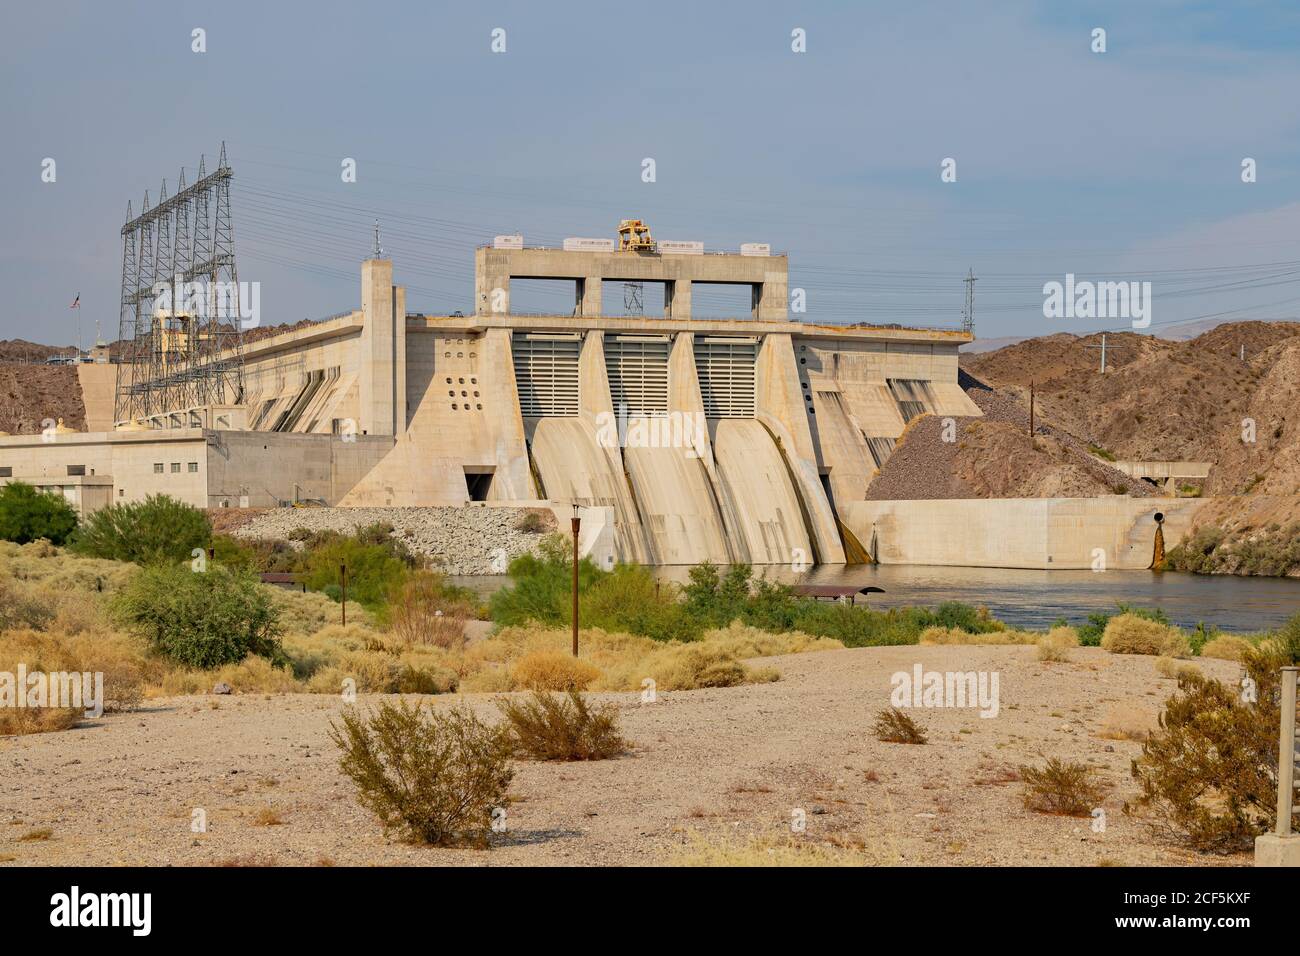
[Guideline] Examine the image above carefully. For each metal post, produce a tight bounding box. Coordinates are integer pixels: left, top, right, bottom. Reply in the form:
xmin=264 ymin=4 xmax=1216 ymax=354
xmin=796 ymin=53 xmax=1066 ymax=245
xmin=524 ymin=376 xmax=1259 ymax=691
xmin=340 ymin=562 xmax=347 ymax=627
xmin=571 ymin=506 xmax=581 ymax=657
xmin=1278 ymin=667 xmax=1298 ymax=836
xmin=1029 ymin=380 xmax=1035 ymax=437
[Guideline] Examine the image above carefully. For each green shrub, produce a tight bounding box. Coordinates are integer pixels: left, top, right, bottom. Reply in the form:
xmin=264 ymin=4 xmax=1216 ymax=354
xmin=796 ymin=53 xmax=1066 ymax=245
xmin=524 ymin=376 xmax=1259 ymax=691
xmin=0 ymin=481 xmax=78 ymax=546
xmin=329 ymin=700 xmax=514 ymax=846
xmin=681 ymin=562 xmax=756 ymax=628
xmin=919 ymin=600 xmax=1003 ymax=634
xmin=303 ymin=536 xmax=411 ymax=611
xmin=584 ymin=564 xmax=702 ymax=642
xmin=73 ymin=494 xmax=210 ymax=564
xmin=488 ymin=533 xmax=607 ymax=628
xmin=112 ymin=563 xmax=284 ymax=669
xmin=497 ymin=690 xmax=625 ymax=760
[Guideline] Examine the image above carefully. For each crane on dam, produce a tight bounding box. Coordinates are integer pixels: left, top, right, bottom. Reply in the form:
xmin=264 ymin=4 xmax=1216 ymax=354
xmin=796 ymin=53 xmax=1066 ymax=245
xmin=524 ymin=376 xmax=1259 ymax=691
xmin=617 ymin=218 xmax=655 ymax=252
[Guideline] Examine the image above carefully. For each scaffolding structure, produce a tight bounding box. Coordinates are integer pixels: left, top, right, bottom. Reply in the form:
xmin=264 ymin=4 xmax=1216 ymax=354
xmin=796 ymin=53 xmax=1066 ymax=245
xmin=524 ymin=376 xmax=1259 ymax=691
xmin=114 ymin=143 xmax=245 ymax=424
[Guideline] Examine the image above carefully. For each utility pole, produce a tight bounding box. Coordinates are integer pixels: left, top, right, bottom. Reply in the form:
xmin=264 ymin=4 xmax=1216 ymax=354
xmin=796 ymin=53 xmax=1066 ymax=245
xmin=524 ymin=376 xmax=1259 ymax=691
xmin=1084 ymin=332 xmax=1128 ymax=373
xmin=962 ymin=268 xmax=977 ymax=335
xmin=340 ymin=562 xmax=348 ymax=626
xmin=571 ymin=505 xmax=581 ymax=657
xmin=1029 ymin=380 xmax=1035 ymax=437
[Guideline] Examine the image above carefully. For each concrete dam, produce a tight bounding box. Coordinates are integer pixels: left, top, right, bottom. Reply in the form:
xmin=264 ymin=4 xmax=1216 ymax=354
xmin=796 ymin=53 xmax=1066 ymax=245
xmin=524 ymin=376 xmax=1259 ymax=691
xmin=0 ymin=229 xmax=1011 ymax=566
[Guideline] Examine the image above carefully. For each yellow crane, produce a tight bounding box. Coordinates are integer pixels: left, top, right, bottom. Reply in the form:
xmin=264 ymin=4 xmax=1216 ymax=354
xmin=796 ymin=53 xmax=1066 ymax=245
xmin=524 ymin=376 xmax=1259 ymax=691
xmin=617 ymin=218 xmax=655 ymax=252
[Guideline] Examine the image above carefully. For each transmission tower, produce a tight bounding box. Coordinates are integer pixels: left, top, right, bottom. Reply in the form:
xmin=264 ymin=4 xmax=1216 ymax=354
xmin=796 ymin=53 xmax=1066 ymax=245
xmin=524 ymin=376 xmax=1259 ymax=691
xmin=623 ymin=282 xmax=644 ymax=315
xmin=962 ymin=268 xmax=977 ymax=335
xmin=114 ymin=143 xmax=244 ymax=424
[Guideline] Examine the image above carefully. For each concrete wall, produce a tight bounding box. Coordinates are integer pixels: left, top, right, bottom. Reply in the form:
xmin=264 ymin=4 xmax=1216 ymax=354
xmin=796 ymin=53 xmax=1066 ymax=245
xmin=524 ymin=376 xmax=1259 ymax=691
xmin=76 ymin=364 xmax=117 ymax=432
xmin=206 ymin=431 xmax=393 ymax=507
xmin=475 ymin=246 xmax=788 ymax=321
xmin=841 ymin=497 xmax=1208 ymax=570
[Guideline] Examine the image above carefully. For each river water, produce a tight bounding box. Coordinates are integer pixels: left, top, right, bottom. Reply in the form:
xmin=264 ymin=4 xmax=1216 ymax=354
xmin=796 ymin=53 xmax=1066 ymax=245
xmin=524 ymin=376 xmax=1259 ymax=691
xmin=454 ymin=566 xmax=1300 ymax=634
xmin=662 ymin=565 xmax=1300 ymax=633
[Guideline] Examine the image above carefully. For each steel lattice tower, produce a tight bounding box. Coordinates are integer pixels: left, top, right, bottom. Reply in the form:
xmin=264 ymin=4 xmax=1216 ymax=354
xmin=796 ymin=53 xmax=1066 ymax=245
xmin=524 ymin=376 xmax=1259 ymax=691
xmin=114 ymin=143 xmax=245 ymax=424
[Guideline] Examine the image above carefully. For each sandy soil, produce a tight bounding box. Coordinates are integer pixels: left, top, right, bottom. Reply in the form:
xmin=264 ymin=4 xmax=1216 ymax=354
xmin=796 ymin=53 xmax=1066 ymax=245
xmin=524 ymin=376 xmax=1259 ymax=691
xmin=0 ymin=645 xmax=1248 ymax=867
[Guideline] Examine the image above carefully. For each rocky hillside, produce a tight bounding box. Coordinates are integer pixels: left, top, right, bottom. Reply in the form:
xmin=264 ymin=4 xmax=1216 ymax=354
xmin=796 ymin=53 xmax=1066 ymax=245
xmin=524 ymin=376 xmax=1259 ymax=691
xmin=960 ymin=322 xmax=1300 ymax=496
xmin=867 ymin=373 xmax=1155 ymax=500
xmin=0 ymin=364 xmax=87 ymax=434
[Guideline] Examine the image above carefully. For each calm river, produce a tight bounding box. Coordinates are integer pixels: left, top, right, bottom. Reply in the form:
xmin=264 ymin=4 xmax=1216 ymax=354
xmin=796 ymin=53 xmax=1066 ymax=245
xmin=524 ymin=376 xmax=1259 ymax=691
xmin=454 ymin=566 xmax=1300 ymax=634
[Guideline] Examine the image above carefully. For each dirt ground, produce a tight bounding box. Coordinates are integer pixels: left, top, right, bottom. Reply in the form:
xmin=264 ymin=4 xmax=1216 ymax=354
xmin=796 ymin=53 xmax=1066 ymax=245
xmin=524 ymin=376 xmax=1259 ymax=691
xmin=0 ymin=645 xmax=1249 ymax=867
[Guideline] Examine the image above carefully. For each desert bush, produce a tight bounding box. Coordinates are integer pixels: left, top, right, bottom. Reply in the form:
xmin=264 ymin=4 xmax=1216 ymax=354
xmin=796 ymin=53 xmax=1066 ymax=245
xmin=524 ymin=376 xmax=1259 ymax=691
xmin=1101 ymin=613 xmax=1190 ymax=657
xmin=270 ymin=588 xmax=373 ymax=636
xmin=509 ymin=650 xmax=601 ymax=691
xmin=73 ymin=494 xmax=210 ymax=565
xmin=0 ymin=627 xmax=146 ymax=723
xmin=1036 ymin=626 xmax=1078 ymax=662
xmin=513 ymin=509 xmax=554 ymax=534
xmin=112 ymin=563 xmax=284 ymax=669
xmin=1020 ymin=758 xmax=1105 ymax=816
xmin=1097 ymin=703 xmax=1157 ymax=742
xmin=1077 ymin=604 xmax=1170 ymax=646
xmin=1272 ymin=612 xmax=1300 ymax=664
xmin=329 ymin=700 xmax=514 ymax=846
xmin=384 ymin=571 xmax=470 ymax=649
xmin=873 ymin=707 xmax=927 ymax=744
xmin=1154 ymin=656 xmax=1202 ymax=681
xmin=1128 ymin=644 xmax=1287 ymax=852
xmin=0 ymin=481 xmax=77 ymax=546
xmin=0 ymin=577 xmax=56 ymax=631
xmin=920 ymin=625 xmax=1038 ymax=645
xmin=0 ymin=707 xmax=82 ymax=736
xmin=497 ymin=690 xmax=624 ymax=760
xmin=1199 ymin=634 xmax=1253 ymax=662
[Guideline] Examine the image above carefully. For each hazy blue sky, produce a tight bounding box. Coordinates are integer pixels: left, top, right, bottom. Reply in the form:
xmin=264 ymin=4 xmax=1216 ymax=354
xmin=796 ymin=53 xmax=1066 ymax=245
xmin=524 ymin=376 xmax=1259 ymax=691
xmin=3 ymin=0 xmax=1300 ymax=347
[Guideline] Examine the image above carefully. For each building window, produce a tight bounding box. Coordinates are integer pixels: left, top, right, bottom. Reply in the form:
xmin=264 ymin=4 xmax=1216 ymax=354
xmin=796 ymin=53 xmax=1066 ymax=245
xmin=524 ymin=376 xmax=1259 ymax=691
xmin=0 ymin=467 xmax=11 ymax=478
xmin=153 ymin=463 xmax=163 ymax=473
xmin=67 ymin=464 xmax=86 ymax=476
xmin=170 ymin=462 xmax=180 ymax=474
xmin=188 ymin=462 xmax=198 ymax=473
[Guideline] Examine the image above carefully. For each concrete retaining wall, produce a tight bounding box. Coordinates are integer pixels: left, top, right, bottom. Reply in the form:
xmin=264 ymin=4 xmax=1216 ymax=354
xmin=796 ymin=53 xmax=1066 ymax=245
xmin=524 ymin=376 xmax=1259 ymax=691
xmin=841 ymin=497 xmax=1209 ymax=570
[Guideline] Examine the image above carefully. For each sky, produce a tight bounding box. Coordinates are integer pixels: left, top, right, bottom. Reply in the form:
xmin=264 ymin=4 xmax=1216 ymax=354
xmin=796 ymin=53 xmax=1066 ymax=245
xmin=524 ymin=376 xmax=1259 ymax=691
xmin=3 ymin=0 xmax=1300 ymax=347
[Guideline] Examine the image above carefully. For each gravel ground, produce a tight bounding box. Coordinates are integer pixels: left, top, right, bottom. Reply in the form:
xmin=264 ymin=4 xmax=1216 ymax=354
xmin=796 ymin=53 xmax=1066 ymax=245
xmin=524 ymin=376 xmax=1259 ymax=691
xmin=0 ymin=646 xmax=1246 ymax=867
xmin=230 ymin=506 xmax=555 ymax=575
